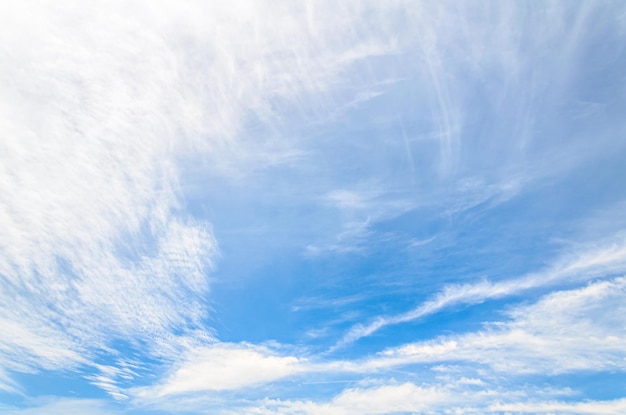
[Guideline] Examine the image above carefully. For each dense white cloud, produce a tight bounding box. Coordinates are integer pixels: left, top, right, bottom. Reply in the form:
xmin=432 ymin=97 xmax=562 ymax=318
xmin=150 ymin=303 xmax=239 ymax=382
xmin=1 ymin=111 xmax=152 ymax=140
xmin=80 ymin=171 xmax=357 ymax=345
xmin=136 ymin=343 xmax=304 ymax=397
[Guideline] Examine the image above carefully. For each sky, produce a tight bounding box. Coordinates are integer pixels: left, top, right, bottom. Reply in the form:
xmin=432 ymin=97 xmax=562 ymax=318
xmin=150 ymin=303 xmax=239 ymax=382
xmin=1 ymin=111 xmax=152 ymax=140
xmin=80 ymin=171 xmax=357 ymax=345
xmin=1 ymin=0 xmax=626 ymax=414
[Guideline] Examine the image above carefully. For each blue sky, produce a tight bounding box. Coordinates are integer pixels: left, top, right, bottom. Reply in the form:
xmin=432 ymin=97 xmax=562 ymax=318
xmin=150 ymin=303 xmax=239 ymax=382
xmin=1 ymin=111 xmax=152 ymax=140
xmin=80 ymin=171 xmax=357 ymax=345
xmin=1 ymin=1 xmax=626 ymax=414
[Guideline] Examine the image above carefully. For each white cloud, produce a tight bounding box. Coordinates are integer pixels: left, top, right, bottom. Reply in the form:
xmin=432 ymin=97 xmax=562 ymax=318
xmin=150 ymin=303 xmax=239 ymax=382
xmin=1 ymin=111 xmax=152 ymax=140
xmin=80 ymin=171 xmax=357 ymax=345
xmin=310 ymin=382 xmax=448 ymax=415
xmin=0 ymin=398 xmax=119 ymax=415
xmin=490 ymin=399 xmax=626 ymax=415
xmin=231 ymin=382 xmax=451 ymax=415
xmin=305 ymin=185 xmax=417 ymax=256
xmin=323 ymin=383 xmax=447 ymax=415
xmin=86 ymin=361 xmax=143 ymax=401
xmin=134 ymin=343 xmax=304 ymax=398
xmin=0 ymin=368 xmax=20 ymax=394
xmin=130 ymin=276 xmax=626 ymax=404
xmin=0 ymin=0 xmax=222 ymax=384
xmin=227 ymin=380 xmax=609 ymax=415
xmin=370 ymin=276 xmax=626 ymax=375
xmin=0 ymin=0 xmax=410 ymax=392
xmin=2 ymin=0 xmax=625 ymax=407
xmin=334 ymin=234 xmax=626 ymax=349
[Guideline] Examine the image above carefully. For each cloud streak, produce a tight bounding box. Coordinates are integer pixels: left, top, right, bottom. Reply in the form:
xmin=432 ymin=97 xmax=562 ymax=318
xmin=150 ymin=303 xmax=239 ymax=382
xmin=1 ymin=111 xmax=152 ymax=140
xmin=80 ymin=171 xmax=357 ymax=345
xmin=333 ymin=234 xmax=626 ymax=349
xmin=132 ymin=275 xmax=626 ymax=408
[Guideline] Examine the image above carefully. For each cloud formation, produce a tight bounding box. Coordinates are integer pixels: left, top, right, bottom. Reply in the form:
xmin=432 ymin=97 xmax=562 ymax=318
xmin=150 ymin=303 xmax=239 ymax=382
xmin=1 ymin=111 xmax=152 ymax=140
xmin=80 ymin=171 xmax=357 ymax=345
xmin=137 ymin=343 xmax=303 ymax=397
xmin=334 ymin=234 xmax=626 ymax=349
xmin=1 ymin=1 xmax=625 ymax=414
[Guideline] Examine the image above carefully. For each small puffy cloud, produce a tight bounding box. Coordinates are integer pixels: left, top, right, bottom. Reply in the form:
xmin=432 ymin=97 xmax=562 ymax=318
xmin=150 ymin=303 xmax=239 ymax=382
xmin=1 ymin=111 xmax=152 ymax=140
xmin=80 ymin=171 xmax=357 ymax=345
xmin=321 ymin=382 xmax=448 ymax=415
xmin=135 ymin=343 xmax=305 ymax=397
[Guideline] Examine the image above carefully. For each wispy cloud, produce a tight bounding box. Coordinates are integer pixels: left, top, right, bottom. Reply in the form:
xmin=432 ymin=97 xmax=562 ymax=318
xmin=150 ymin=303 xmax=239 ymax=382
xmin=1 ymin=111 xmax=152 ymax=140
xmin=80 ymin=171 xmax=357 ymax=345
xmin=2 ymin=0 xmax=625 ymax=412
xmin=0 ymin=0 xmax=411 ymax=392
xmin=352 ymin=276 xmax=626 ymax=375
xmin=130 ymin=275 xmax=626 ymax=410
xmin=0 ymin=0 xmax=226 ymax=388
xmin=333 ymin=234 xmax=626 ymax=349
xmin=259 ymin=382 xmax=450 ymax=415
